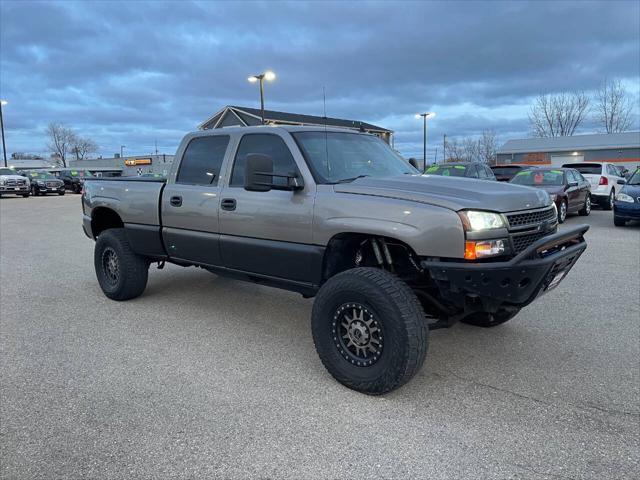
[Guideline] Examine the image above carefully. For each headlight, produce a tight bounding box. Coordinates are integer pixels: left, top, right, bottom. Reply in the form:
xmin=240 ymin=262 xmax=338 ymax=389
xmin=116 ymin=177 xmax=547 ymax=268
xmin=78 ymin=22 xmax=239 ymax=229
xmin=37 ymin=180 xmax=45 ymax=186
xmin=550 ymin=194 xmax=557 ymax=201
xmin=458 ymin=210 xmax=505 ymax=231
xmin=0 ymin=179 xmax=5 ymax=186
xmin=616 ymin=193 xmax=634 ymax=203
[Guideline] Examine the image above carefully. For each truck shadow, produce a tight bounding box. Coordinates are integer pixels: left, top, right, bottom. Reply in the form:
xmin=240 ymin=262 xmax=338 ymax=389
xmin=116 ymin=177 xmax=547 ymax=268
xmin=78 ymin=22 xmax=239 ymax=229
xmin=140 ymin=265 xmax=575 ymax=401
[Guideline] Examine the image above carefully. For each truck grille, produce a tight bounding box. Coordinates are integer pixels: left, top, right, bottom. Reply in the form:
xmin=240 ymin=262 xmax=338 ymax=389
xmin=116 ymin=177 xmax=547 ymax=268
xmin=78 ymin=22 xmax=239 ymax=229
xmin=511 ymin=231 xmax=549 ymax=253
xmin=5 ymin=179 xmax=26 ymax=186
xmin=46 ymin=181 xmax=58 ymax=187
xmin=506 ymin=206 xmax=556 ymax=227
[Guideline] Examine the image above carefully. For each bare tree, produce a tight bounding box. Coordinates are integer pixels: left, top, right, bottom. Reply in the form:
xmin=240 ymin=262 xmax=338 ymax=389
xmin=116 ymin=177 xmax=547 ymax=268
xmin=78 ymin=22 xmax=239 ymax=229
xmin=477 ymin=129 xmax=498 ymax=164
xmin=596 ymin=78 xmax=634 ymax=133
xmin=529 ymin=91 xmax=590 ymax=137
xmin=443 ymin=138 xmax=465 ymax=162
xmin=71 ymin=137 xmax=98 ymax=160
xmin=46 ymin=123 xmax=77 ymax=167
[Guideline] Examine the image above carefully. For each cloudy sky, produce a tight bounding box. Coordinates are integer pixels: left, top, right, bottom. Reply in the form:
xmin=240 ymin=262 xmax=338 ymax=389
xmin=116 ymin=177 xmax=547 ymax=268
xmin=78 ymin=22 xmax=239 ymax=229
xmin=1 ymin=0 xmax=639 ymax=160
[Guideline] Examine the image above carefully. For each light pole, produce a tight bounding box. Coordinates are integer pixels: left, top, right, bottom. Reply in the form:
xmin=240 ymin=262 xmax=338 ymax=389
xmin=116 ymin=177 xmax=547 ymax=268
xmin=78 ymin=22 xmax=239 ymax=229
xmin=415 ymin=112 xmax=436 ymax=172
xmin=0 ymin=100 xmax=7 ymax=167
xmin=247 ymin=71 xmax=276 ymax=125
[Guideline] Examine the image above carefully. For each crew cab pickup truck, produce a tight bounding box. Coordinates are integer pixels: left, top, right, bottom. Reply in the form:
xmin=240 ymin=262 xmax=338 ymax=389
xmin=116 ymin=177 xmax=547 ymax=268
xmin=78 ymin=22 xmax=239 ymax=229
xmin=82 ymin=126 xmax=589 ymax=395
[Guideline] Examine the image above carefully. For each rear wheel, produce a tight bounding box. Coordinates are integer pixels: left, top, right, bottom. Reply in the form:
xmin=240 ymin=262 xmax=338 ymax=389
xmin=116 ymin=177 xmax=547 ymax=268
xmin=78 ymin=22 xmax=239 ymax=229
xmin=311 ymin=268 xmax=428 ymax=395
xmin=578 ymin=194 xmax=591 ymax=216
xmin=31 ymin=186 xmax=39 ymax=196
xmin=603 ymin=189 xmax=614 ymax=211
xmin=21 ymin=192 xmax=29 ymax=198
xmin=94 ymin=228 xmax=149 ymax=301
xmin=460 ymin=309 xmax=520 ymax=328
xmin=58 ymin=191 xmax=65 ymax=196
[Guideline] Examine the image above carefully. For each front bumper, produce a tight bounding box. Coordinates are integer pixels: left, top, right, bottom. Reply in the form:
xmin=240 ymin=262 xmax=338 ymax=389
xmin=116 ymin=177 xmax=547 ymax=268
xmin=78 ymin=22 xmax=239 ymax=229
xmin=422 ymin=225 xmax=589 ymax=313
xmin=0 ymin=185 xmax=29 ymax=193
xmin=35 ymin=185 xmax=65 ymax=193
xmin=613 ymin=202 xmax=640 ymax=220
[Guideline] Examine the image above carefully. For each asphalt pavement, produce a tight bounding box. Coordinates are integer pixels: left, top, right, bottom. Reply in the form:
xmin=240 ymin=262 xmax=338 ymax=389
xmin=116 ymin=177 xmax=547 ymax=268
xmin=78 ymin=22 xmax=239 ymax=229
xmin=1 ymin=194 xmax=638 ymax=479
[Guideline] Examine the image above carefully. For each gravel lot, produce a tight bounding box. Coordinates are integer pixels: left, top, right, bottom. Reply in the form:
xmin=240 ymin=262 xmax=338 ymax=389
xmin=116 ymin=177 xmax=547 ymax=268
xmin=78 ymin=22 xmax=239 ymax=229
xmin=1 ymin=194 xmax=638 ymax=480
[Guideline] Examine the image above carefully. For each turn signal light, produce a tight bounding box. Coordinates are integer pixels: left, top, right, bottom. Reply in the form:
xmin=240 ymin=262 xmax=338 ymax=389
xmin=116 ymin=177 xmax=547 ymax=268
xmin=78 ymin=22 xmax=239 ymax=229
xmin=599 ymin=176 xmax=608 ymax=186
xmin=464 ymin=240 xmax=506 ymax=260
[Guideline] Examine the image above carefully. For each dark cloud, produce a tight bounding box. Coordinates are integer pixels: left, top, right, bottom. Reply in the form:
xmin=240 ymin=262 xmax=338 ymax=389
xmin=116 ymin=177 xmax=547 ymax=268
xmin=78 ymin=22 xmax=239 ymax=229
xmin=1 ymin=0 xmax=638 ymax=158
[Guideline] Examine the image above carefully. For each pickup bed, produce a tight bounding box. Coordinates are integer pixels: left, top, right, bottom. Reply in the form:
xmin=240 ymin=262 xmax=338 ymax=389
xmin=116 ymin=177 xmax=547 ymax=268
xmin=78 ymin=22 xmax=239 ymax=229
xmin=82 ymin=125 xmax=588 ymax=394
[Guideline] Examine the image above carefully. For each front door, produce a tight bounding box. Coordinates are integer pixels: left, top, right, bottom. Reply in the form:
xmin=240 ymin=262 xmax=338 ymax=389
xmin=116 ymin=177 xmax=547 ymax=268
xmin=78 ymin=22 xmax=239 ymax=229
xmin=161 ymin=134 xmax=231 ymax=266
xmin=218 ymin=132 xmax=319 ymax=284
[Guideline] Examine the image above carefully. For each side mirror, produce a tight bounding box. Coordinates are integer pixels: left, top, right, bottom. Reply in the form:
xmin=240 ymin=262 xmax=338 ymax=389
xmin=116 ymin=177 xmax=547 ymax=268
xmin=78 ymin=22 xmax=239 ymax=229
xmin=244 ymin=154 xmax=305 ymax=192
xmin=244 ymin=154 xmax=274 ymax=192
xmin=617 ymin=179 xmax=626 ymax=185
xmin=408 ymin=158 xmax=419 ymax=169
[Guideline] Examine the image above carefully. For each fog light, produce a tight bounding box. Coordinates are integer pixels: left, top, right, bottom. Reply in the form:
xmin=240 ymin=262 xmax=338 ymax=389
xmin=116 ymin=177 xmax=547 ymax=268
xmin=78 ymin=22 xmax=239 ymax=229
xmin=464 ymin=240 xmax=506 ymax=260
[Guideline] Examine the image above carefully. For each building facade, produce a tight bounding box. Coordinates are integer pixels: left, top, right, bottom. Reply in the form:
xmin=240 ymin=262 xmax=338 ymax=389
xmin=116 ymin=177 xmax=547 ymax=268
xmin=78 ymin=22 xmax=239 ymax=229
xmin=69 ymin=154 xmax=175 ymax=176
xmin=496 ymin=132 xmax=640 ymax=171
xmin=199 ymin=105 xmax=394 ymax=144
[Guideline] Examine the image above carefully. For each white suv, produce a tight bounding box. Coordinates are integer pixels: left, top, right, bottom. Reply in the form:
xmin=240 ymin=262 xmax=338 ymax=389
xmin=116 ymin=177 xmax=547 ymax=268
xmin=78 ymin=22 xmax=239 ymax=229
xmin=562 ymin=162 xmax=626 ymax=210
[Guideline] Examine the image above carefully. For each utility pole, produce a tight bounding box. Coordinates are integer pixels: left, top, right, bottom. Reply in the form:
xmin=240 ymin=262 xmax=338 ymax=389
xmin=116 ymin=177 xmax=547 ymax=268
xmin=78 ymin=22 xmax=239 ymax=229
xmin=415 ymin=112 xmax=436 ymax=172
xmin=443 ymin=134 xmax=446 ymax=164
xmin=0 ymin=100 xmax=7 ymax=167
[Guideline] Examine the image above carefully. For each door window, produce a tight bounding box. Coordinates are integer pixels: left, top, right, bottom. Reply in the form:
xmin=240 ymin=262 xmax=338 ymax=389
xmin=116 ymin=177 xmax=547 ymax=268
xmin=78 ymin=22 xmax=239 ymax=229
xmin=176 ymin=135 xmax=230 ymax=185
xmin=230 ymin=134 xmax=297 ymax=187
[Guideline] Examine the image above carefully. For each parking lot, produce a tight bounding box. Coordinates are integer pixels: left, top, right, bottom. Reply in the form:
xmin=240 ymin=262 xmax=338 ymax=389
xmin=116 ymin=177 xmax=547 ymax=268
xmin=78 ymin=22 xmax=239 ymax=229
xmin=0 ymin=194 xmax=638 ymax=479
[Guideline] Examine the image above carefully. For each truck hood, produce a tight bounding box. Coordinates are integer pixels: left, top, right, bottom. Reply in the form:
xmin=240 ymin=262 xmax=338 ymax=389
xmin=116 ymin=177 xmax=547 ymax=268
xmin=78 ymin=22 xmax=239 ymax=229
xmin=0 ymin=175 xmax=28 ymax=181
xmin=333 ymin=174 xmax=551 ymax=212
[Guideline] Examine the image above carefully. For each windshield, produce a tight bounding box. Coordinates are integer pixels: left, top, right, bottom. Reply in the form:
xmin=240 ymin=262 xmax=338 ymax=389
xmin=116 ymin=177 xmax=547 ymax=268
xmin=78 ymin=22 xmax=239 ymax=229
xmin=0 ymin=168 xmax=18 ymax=175
xmin=69 ymin=170 xmax=94 ymax=178
xmin=292 ymin=131 xmax=416 ymax=183
xmin=627 ymin=169 xmax=640 ymax=185
xmin=28 ymin=171 xmax=55 ymax=179
xmin=568 ymin=163 xmax=601 ymax=175
xmin=491 ymin=166 xmax=521 ymax=175
xmin=511 ymin=169 xmax=564 ymax=186
xmin=425 ymin=165 xmax=468 ymax=177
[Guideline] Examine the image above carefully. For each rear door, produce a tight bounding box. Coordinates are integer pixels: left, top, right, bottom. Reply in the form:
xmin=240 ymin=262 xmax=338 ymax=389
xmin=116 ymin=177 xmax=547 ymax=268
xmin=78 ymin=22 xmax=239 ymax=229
xmin=565 ymin=170 xmax=582 ymax=211
xmin=218 ymin=132 xmax=319 ymax=284
xmin=161 ymin=134 xmax=231 ymax=266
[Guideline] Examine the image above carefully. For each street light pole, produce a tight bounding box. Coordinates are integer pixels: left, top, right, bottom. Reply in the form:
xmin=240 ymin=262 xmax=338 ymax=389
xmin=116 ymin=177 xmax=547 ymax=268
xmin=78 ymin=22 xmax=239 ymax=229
xmin=415 ymin=112 xmax=436 ymax=173
xmin=248 ymin=71 xmax=276 ymax=125
xmin=0 ymin=100 xmax=8 ymax=167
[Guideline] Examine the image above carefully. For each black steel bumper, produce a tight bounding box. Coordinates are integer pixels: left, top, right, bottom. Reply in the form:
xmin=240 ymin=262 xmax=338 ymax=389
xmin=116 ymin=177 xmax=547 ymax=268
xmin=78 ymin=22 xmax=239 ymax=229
xmin=422 ymin=225 xmax=589 ymax=311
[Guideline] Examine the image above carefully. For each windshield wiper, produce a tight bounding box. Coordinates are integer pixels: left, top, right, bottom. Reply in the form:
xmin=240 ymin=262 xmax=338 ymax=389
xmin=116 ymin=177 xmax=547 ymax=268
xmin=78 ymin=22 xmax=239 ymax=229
xmin=335 ymin=174 xmax=371 ymax=184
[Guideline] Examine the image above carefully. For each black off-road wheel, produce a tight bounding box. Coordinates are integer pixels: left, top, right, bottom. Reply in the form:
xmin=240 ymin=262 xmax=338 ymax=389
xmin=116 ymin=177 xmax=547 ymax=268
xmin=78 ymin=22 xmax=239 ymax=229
xmin=460 ymin=308 xmax=520 ymax=328
xmin=94 ymin=228 xmax=149 ymax=301
xmin=311 ymin=267 xmax=428 ymax=395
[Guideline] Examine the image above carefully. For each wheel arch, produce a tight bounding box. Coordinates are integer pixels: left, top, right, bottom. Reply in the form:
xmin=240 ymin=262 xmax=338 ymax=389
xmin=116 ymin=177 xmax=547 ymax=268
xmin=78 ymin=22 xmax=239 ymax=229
xmin=321 ymin=232 xmax=421 ymax=283
xmin=91 ymin=207 xmax=124 ymax=238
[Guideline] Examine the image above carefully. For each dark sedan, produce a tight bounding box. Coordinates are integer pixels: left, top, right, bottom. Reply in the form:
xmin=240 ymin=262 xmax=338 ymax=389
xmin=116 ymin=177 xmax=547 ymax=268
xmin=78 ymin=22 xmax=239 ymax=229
xmin=614 ymin=168 xmax=640 ymax=227
xmin=22 ymin=170 xmax=65 ymax=196
xmin=425 ymin=162 xmax=496 ymax=180
xmin=53 ymin=169 xmax=95 ymax=193
xmin=510 ymin=168 xmax=591 ymax=223
xmin=490 ymin=165 xmax=530 ymax=182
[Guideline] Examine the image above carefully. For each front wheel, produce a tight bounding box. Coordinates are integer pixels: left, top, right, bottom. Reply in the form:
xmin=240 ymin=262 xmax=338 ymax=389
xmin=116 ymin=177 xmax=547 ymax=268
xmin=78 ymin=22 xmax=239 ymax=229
xmin=58 ymin=191 xmax=65 ymax=196
xmin=558 ymin=200 xmax=567 ymax=223
xmin=578 ymin=194 xmax=591 ymax=216
xmin=460 ymin=308 xmax=520 ymax=328
xmin=311 ymin=267 xmax=428 ymax=395
xmin=614 ymin=216 xmax=626 ymax=227
xmin=94 ymin=228 xmax=149 ymax=301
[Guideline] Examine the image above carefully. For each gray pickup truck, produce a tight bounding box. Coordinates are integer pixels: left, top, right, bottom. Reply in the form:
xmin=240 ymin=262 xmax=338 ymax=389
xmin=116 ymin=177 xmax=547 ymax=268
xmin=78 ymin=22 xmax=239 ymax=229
xmin=82 ymin=126 xmax=588 ymax=394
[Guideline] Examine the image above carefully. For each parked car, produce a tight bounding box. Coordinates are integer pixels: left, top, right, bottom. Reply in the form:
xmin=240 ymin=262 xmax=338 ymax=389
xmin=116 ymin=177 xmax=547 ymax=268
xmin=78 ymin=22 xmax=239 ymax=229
xmin=54 ymin=169 xmax=95 ymax=193
xmin=0 ymin=167 xmax=30 ymax=198
xmin=562 ymin=162 xmax=625 ymax=210
xmin=81 ymin=126 xmax=589 ymax=395
xmin=21 ymin=170 xmax=65 ymax=196
xmin=425 ymin=162 xmax=497 ymax=180
xmin=490 ymin=165 xmax=530 ymax=182
xmin=510 ymin=168 xmax=591 ymax=223
xmin=613 ymin=168 xmax=640 ymax=227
